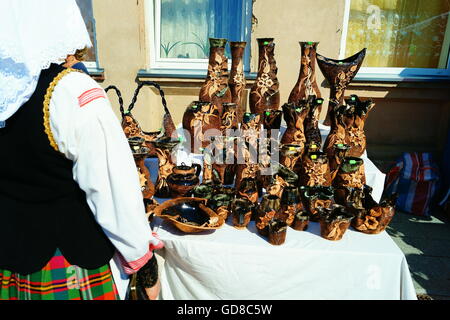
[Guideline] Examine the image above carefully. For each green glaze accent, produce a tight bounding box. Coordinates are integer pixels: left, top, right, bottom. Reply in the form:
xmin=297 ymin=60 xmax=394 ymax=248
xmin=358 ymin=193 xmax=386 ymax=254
xmin=317 ymin=99 xmax=323 ymax=104
xmin=295 ymin=108 xmax=301 ymax=112
xmin=209 ymin=38 xmax=227 ymax=48
xmin=307 ymin=41 xmax=313 ymax=45
xmin=192 ymin=105 xmax=198 ymax=109
xmin=263 ymin=41 xmax=269 ymax=45
xmin=311 ymin=155 xmax=317 ymax=160
xmin=349 ymin=160 xmax=356 ymax=164
xmin=265 ymin=111 xmax=271 ymax=116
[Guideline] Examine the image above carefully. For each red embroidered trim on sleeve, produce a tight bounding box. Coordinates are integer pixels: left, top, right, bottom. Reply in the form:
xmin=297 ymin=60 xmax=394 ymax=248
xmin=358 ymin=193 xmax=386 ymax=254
xmin=78 ymin=88 xmax=106 ymax=107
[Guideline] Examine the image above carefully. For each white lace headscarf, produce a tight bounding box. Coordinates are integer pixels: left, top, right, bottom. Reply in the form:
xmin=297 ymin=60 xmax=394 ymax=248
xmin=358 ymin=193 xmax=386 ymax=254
xmin=0 ymin=0 xmax=92 ymax=126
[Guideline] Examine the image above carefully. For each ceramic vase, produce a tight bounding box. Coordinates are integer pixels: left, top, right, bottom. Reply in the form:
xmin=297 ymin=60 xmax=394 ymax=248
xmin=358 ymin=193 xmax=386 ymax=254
xmin=150 ymin=138 xmax=180 ymax=198
xmin=250 ymin=38 xmax=280 ymax=115
xmin=229 ymin=41 xmax=247 ymax=123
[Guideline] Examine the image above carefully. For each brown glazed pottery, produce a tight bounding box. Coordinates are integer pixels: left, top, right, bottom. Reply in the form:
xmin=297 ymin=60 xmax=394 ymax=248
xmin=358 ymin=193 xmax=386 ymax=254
xmin=300 ymin=185 xmax=334 ymax=222
xmin=303 ymin=96 xmax=324 ymax=148
xmin=318 ymin=205 xmax=354 ymax=241
xmin=329 ymin=143 xmax=351 ymax=181
xmin=191 ymin=183 xmax=214 ymax=200
xmin=221 ymin=102 xmax=239 ymax=133
xmin=237 ymin=177 xmax=259 ymax=205
xmin=300 ymin=151 xmax=332 ymax=187
xmin=292 ymin=212 xmax=309 ymax=231
xmin=199 ymin=38 xmax=232 ymax=116
xmin=201 ymin=147 xmax=215 ymax=184
xmin=343 ymin=95 xmax=376 ymax=157
xmin=167 ymin=173 xmax=200 ymax=198
xmin=280 ymin=102 xmax=309 ymax=146
xmin=268 ymin=219 xmax=288 ymax=245
xmin=182 ymin=101 xmax=222 ymax=153
xmin=352 ymin=187 xmax=398 ymax=234
xmin=333 ymin=156 xmax=366 ymax=189
xmin=208 ymin=193 xmax=234 ymax=221
xmin=172 ymin=162 xmax=202 ymax=176
xmin=209 ymin=136 xmax=237 ymax=185
xmin=262 ymin=109 xmax=283 ymax=140
xmin=153 ymin=197 xmax=224 ymax=233
xmin=231 ymin=198 xmax=254 ymax=229
xmin=279 ymin=144 xmax=304 ymax=172
xmin=323 ymin=103 xmax=352 ymax=160
xmin=229 ymin=41 xmax=247 ymax=123
xmin=256 ymin=194 xmax=281 ymax=237
xmin=112 ymin=82 xmax=178 ymax=157
xmin=278 ymin=185 xmax=302 ymax=226
xmin=288 ymin=42 xmax=322 ymax=106
xmin=316 ymin=48 xmax=366 ymax=125
xmin=250 ymin=38 xmax=280 ymax=115
xmin=150 ymin=137 xmax=180 ymax=198
xmin=127 ymin=136 xmax=155 ymax=199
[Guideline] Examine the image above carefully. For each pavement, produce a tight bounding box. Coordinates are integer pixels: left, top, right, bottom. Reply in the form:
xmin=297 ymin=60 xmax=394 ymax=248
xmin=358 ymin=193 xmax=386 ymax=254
xmin=385 ymin=207 xmax=450 ymax=300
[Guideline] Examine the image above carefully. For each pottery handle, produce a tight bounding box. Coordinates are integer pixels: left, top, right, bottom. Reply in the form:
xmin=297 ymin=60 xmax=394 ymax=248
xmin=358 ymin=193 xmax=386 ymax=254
xmin=193 ymin=163 xmax=202 ymax=177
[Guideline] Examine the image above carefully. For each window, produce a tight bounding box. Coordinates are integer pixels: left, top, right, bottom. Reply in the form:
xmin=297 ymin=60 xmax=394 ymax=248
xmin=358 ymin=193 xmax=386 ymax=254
xmin=76 ymin=0 xmax=101 ymax=70
xmin=341 ymin=0 xmax=450 ymax=80
xmin=146 ymin=0 xmax=253 ymax=71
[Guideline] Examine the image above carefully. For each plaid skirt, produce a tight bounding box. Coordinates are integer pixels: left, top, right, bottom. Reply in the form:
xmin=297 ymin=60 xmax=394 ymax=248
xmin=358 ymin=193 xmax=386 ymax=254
xmin=0 ymin=249 xmax=119 ymax=300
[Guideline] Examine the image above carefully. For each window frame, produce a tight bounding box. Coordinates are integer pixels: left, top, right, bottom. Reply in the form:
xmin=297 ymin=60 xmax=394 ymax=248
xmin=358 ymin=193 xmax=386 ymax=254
xmin=340 ymin=0 xmax=450 ymax=81
xmin=144 ymin=0 xmax=253 ymax=71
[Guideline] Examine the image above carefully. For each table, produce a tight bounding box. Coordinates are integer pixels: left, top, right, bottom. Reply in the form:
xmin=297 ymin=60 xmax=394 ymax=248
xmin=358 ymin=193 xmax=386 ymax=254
xmin=145 ymin=124 xmax=416 ymax=300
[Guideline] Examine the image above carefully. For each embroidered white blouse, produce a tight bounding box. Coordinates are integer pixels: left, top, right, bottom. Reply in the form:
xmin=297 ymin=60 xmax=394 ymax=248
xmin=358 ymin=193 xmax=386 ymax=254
xmin=47 ymin=70 xmax=162 ymax=299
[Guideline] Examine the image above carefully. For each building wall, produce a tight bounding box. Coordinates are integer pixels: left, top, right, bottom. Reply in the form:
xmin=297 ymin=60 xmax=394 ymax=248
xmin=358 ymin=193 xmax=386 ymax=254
xmin=91 ymin=0 xmax=450 ymax=164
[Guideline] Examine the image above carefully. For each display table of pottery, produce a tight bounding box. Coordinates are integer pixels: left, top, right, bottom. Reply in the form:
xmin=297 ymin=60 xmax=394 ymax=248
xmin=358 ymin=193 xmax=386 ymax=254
xmin=143 ymin=124 xmax=416 ymax=300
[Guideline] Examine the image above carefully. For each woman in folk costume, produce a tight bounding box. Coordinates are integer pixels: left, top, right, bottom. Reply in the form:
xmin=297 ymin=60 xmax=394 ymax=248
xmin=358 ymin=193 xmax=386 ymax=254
xmin=0 ymin=0 xmax=163 ymax=300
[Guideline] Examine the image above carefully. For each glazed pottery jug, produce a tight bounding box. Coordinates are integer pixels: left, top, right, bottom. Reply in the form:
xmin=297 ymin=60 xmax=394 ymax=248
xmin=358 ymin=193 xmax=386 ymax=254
xmin=256 ymin=194 xmax=281 ymax=237
xmin=292 ymin=211 xmax=309 ymax=231
xmin=172 ymin=162 xmax=202 ymax=176
xmin=199 ymin=38 xmax=232 ymax=115
xmin=150 ymin=137 xmax=180 ymax=198
xmin=268 ymin=219 xmax=288 ymax=245
xmin=280 ymin=102 xmax=309 ymax=146
xmin=237 ymin=177 xmax=259 ymax=204
xmin=208 ymin=193 xmax=234 ymax=221
xmin=288 ymin=42 xmax=322 ymax=106
xmin=318 ymin=204 xmax=354 ymax=241
xmin=192 ymin=183 xmax=214 ymax=200
xmin=229 ymin=41 xmax=247 ymax=122
xmin=212 ymin=146 xmax=236 ymax=185
xmin=231 ymin=198 xmax=253 ymax=229
xmin=316 ymin=48 xmax=366 ymax=125
xmin=300 ymin=151 xmax=332 ymax=187
xmin=262 ymin=109 xmax=283 ymax=140
xmin=182 ymin=101 xmax=221 ymax=153
xmin=323 ymin=103 xmax=352 ymax=159
xmin=250 ymin=38 xmax=280 ymax=115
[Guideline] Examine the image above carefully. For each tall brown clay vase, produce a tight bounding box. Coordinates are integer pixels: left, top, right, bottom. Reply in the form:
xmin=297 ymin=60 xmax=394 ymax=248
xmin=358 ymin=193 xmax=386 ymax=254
xmin=229 ymin=41 xmax=247 ymax=123
xmin=150 ymin=138 xmax=180 ymax=198
xmin=250 ymin=38 xmax=280 ymax=115
xmin=316 ymin=48 xmax=366 ymax=125
xmin=288 ymin=42 xmax=322 ymax=106
xmin=199 ymin=38 xmax=232 ymax=116
xmin=280 ymin=102 xmax=309 ymax=146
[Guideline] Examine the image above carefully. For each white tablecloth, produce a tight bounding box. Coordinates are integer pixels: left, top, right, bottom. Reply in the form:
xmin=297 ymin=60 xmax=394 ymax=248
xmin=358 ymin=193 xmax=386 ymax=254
xmin=146 ymin=123 xmax=415 ymax=300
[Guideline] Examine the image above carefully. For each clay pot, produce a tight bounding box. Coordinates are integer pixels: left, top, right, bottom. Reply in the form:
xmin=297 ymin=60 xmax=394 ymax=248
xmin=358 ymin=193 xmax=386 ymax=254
xmin=316 ymin=48 xmax=366 ymax=125
xmin=268 ymin=219 xmax=288 ymax=245
xmin=150 ymin=138 xmax=180 ymax=198
xmin=288 ymin=41 xmax=322 ymax=106
xmin=333 ymin=157 xmax=366 ymax=189
xmin=250 ymin=38 xmax=280 ymax=115
xmin=318 ymin=205 xmax=353 ymax=241
xmin=199 ymin=38 xmax=232 ymax=116
xmin=167 ymin=173 xmax=200 ymax=198
xmin=262 ymin=109 xmax=283 ymax=140
xmin=292 ymin=212 xmax=309 ymax=231
xmin=352 ymin=188 xmax=398 ymax=235
xmin=278 ymin=185 xmax=302 ymax=226
xmin=211 ymin=145 xmax=236 ymax=185
xmin=280 ymin=102 xmax=309 ymax=146
xmin=182 ymin=101 xmax=222 ymax=154
xmin=208 ymin=193 xmax=234 ymax=221
xmin=323 ymin=103 xmax=350 ymax=159
xmin=231 ymin=198 xmax=253 ymax=229
xmin=300 ymin=151 xmax=332 ymax=187
xmin=229 ymin=41 xmax=247 ymax=123
xmin=256 ymin=194 xmax=281 ymax=237
xmin=300 ymin=185 xmax=334 ymax=222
